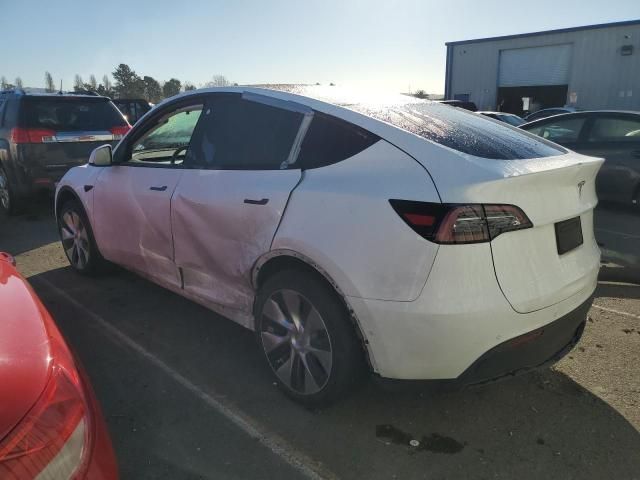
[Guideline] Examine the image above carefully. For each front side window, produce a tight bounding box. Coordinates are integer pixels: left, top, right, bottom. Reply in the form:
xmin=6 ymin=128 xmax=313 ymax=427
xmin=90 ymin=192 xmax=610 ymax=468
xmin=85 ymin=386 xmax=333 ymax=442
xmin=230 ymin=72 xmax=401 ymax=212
xmin=525 ymin=117 xmax=586 ymax=143
xmin=187 ymin=96 xmax=303 ymax=170
xmin=588 ymin=117 xmax=640 ymax=142
xmin=128 ymin=104 xmax=202 ymax=165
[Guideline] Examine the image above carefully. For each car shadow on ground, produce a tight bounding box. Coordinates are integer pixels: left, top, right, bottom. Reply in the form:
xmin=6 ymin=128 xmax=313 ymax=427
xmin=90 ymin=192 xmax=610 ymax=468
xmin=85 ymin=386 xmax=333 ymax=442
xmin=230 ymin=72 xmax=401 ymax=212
xmin=29 ymin=265 xmax=640 ymax=480
xmin=0 ymin=199 xmax=57 ymax=256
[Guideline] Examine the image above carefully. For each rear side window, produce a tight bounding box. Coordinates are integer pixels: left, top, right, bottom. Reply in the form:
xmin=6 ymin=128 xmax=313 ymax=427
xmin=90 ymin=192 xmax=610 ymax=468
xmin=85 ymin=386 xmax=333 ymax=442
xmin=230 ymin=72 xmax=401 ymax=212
xmin=525 ymin=118 xmax=586 ymax=143
xmin=351 ymin=102 xmax=564 ymax=160
xmin=588 ymin=117 xmax=640 ymax=142
xmin=23 ymin=97 xmax=127 ymax=131
xmin=188 ymin=96 xmax=303 ymax=170
xmin=297 ymin=113 xmax=379 ymax=169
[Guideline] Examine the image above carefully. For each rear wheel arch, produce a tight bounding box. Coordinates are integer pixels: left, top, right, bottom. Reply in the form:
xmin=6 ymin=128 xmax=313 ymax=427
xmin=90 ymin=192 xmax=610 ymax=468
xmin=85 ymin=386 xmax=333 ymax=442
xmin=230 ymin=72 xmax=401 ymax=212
xmin=253 ymin=251 xmax=374 ymax=371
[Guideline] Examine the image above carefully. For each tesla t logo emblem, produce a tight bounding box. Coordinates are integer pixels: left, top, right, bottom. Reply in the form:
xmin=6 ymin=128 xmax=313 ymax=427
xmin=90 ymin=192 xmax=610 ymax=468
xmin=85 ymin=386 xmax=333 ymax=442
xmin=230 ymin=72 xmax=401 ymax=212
xmin=577 ymin=180 xmax=586 ymax=198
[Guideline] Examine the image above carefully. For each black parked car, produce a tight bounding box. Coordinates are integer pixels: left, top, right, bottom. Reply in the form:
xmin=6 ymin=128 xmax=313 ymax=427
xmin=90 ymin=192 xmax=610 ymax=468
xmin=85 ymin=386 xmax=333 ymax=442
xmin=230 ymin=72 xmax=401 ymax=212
xmin=112 ymin=98 xmax=153 ymax=124
xmin=437 ymin=99 xmax=478 ymax=112
xmin=521 ymin=111 xmax=640 ymax=207
xmin=523 ymin=107 xmax=578 ymax=122
xmin=479 ymin=111 xmax=525 ymax=126
xmin=0 ymin=89 xmax=129 ymax=215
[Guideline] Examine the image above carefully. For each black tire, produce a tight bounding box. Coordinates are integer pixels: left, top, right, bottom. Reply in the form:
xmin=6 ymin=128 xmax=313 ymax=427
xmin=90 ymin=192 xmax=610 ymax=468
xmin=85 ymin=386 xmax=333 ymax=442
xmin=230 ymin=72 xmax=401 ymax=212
xmin=57 ymin=199 xmax=106 ymax=275
xmin=255 ymin=269 xmax=366 ymax=407
xmin=0 ymin=167 xmax=24 ymax=217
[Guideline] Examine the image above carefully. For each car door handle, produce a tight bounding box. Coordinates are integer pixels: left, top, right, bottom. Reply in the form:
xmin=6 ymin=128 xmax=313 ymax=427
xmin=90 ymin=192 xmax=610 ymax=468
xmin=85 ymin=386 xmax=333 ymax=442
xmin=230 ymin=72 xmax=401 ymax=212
xmin=244 ymin=198 xmax=269 ymax=205
xmin=149 ymin=185 xmax=168 ymax=192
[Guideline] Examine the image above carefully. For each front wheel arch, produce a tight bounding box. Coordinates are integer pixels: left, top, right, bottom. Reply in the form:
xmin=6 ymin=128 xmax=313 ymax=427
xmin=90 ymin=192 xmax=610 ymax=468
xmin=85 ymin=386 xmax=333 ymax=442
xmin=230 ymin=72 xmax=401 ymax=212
xmin=55 ymin=186 xmax=83 ymax=218
xmin=57 ymin=197 xmax=106 ymax=274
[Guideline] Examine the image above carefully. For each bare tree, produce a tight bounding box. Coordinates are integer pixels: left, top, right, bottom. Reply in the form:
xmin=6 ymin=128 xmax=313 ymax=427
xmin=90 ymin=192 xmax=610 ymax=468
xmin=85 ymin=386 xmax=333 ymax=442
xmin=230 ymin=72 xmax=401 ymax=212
xmin=15 ymin=77 xmax=23 ymax=88
xmin=73 ymin=74 xmax=84 ymax=92
xmin=1 ymin=76 xmax=7 ymax=90
xmin=45 ymin=72 xmax=55 ymax=92
xmin=206 ymin=75 xmax=231 ymax=87
xmin=102 ymin=74 xmax=112 ymax=92
xmin=89 ymin=74 xmax=97 ymax=91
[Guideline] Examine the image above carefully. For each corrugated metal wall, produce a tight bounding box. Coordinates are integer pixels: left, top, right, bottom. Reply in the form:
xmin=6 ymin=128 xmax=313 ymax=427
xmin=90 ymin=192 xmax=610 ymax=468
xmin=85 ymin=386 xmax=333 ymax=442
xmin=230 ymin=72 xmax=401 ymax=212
xmin=447 ymin=23 xmax=640 ymax=111
xmin=498 ymin=44 xmax=573 ymax=86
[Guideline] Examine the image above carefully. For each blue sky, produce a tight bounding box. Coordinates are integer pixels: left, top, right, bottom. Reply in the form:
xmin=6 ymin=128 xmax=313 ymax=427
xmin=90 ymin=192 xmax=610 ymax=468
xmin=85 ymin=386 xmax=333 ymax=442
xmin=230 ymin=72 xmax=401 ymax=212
xmin=2 ymin=0 xmax=639 ymax=93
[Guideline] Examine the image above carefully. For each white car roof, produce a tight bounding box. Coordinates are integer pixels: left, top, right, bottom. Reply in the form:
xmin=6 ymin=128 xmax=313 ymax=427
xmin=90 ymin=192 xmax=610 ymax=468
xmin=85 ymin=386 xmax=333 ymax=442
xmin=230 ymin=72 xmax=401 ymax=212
xmin=168 ymin=85 xmax=562 ymax=161
xmin=156 ymin=85 xmax=602 ymax=204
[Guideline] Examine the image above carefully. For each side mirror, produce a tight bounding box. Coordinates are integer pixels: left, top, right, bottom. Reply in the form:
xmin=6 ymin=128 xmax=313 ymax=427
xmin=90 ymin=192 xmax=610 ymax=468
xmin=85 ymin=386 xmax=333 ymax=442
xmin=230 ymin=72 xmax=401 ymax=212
xmin=89 ymin=145 xmax=113 ymax=166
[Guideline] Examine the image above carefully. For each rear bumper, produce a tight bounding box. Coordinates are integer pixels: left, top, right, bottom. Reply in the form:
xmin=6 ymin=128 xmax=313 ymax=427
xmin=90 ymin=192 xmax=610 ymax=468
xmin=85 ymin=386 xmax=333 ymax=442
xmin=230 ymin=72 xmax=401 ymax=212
xmin=5 ymin=142 xmax=117 ymax=199
xmin=456 ymin=296 xmax=590 ymax=385
xmin=2 ymin=157 xmax=59 ymax=199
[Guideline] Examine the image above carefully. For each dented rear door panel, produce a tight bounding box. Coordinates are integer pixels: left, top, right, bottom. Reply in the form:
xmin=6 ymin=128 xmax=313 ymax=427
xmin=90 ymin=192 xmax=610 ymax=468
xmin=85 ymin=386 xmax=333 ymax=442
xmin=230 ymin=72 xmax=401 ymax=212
xmin=172 ymin=169 xmax=301 ymax=315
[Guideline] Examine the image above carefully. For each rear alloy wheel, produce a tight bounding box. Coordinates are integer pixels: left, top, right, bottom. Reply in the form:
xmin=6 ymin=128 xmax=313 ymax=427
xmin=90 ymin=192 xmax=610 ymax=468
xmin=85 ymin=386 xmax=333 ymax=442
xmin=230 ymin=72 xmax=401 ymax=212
xmin=58 ymin=200 xmax=104 ymax=274
xmin=256 ymin=270 xmax=365 ymax=407
xmin=262 ymin=289 xmax=333 ymax=395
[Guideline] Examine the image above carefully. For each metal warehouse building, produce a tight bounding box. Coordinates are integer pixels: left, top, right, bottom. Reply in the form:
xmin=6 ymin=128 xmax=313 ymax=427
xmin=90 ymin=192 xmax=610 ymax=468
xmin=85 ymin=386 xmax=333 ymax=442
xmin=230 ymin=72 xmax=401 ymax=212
xmin=444 ymin=20 xmax=640 ymax=115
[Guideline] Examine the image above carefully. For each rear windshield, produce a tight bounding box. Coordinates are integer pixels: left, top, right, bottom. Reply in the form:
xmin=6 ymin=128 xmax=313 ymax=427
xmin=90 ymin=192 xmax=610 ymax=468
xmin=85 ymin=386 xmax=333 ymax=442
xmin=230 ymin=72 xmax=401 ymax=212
xmin=23 ymin=97 xmax=127 ymax=131
xmin=349 ymin=102 xmax=564 ymax=160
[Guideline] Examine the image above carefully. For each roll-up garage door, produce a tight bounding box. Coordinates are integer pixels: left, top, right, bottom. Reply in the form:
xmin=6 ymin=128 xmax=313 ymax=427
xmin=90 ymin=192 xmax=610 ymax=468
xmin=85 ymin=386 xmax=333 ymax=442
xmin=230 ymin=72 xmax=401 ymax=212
xmin=499 ymin=44 xmax=572 ymax=87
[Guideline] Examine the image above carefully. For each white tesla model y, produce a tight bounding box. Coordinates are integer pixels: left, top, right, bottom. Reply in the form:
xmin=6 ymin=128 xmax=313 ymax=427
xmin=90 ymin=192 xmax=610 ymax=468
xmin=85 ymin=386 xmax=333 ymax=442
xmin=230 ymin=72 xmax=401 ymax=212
xmin=56 ymin=86 xmax=602 ymax=405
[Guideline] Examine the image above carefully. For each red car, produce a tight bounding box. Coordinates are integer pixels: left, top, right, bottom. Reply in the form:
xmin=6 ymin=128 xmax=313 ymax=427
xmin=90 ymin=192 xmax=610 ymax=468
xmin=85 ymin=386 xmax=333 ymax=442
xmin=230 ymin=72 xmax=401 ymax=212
xmin=0 ymin=252 xmax=118 ymax=479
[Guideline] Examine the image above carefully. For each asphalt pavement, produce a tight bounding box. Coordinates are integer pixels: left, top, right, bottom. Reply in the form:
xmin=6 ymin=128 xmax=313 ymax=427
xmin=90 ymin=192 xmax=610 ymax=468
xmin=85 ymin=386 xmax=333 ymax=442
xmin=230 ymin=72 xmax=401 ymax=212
xmin=1 ymin=204 xmax=639 ymax=480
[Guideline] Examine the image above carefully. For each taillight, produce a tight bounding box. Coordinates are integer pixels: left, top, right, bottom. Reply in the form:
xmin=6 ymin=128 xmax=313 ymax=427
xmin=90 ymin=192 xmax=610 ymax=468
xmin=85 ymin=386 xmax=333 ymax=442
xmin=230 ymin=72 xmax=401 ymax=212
xmin=0 ymin=308 xmax=91 ymax=479
xmin=10 ymin=128 xmax=56 ymax=144
xmin=390 ymin=200 xmax=532 ymax=244
xmin=110 ymin=125 xmax=130 ymax=140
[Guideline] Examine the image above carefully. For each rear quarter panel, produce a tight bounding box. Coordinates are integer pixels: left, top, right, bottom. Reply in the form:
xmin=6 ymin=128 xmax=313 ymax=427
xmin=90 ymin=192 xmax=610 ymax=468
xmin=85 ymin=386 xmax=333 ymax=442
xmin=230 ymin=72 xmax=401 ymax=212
xmin=272 ymin=140 xmax=440 ymax=301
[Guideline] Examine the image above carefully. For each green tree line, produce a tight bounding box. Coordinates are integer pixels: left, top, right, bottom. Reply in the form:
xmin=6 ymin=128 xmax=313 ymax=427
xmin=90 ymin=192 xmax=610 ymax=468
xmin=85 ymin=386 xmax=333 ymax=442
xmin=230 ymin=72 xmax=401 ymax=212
xmin=2 ymin=65 xmax=233 ymax=102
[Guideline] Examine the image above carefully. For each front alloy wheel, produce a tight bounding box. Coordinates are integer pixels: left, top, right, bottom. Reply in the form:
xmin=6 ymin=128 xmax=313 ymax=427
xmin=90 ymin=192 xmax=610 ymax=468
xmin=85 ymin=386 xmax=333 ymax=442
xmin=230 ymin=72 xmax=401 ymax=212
xmin=57 ymin=200 xmax=105 ymax=274
xmin=60 ymin=210 xmax=91 ymax=270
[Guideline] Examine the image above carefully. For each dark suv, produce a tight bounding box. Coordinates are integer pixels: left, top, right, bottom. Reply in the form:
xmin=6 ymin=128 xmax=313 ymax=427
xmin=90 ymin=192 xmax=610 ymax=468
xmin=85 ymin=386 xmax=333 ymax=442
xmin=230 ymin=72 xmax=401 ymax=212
xmin=112 ymin=98 xmax=153 ymax=124
xmin=0 ymin=90 xmax=129 ymax=215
